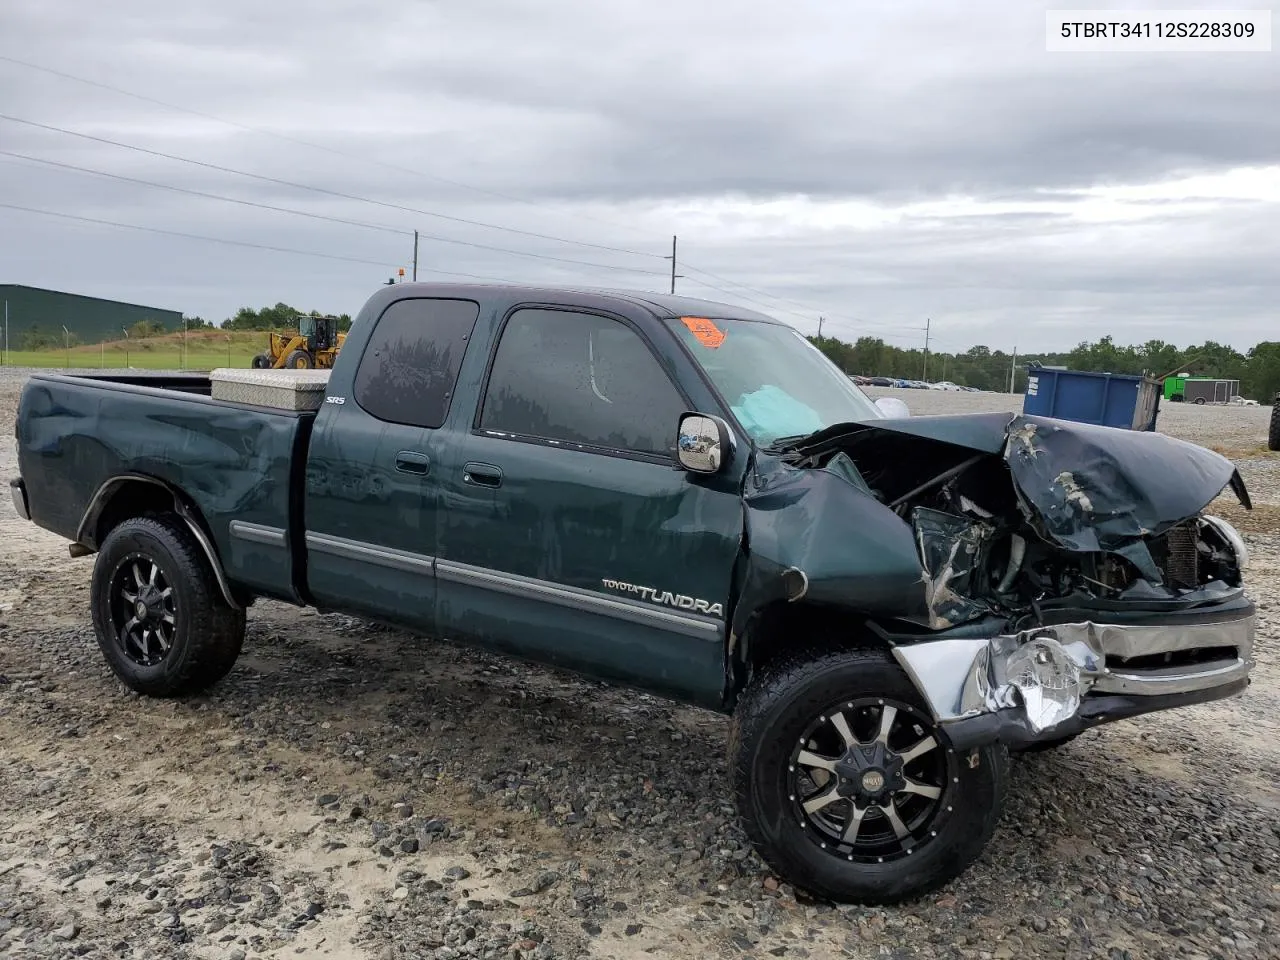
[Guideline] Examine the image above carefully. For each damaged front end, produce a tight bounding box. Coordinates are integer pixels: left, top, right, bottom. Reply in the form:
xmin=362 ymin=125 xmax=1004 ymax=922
xmin=767 ymin=412 xmax=1256 ymax=748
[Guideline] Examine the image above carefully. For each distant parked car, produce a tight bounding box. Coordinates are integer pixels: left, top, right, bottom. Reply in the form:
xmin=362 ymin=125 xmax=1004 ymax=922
xmin=867 ymin=376 xmax=895 ymax=387
xmin=1228 ymin=395 xmax=1258 ymax=406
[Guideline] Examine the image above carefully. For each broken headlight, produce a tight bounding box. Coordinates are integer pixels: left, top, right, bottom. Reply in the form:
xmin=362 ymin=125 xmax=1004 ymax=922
xmin=1199 ymin=515 xmax=1248 ymax=570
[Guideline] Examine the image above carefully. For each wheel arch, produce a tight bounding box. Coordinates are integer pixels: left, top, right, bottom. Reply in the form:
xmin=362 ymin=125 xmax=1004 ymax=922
xmin=726 ymin=598 xmax=894 ymax=711
xmin=75 ymin=474 xmax=242 ymax=610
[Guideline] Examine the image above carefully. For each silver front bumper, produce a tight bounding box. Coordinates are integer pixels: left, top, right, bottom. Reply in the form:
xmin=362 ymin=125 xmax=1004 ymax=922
xmin=893 ymin=612 xmax=1256 ymax=736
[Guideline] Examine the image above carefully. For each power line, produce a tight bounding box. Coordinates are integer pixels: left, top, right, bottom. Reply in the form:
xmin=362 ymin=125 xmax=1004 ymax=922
xmin=0 ymin=61 xmax=934 ymax=334
xmin=0 ymin=201 xmax=516 ymax=282
xmin=0 ymin=114 xmax=665 ymax=261
xmin=678 ymin=261 xmax=914 ymax=334
xmin=0 ymin=62 xmax=917 ymax=336
xmin=2 ymin=150 xmax=409 ymax=236
xmin=0 ymin=52 xmax=656 ymax=242
xmin=676 ymin=270 xmax=927 ymax=341
xmin=0 ymin=151 xmax=668 ymax=277
xmin=0 ymin=69 xmax=944 ymax=339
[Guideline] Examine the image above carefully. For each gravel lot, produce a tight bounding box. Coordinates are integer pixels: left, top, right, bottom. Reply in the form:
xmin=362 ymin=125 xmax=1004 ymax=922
xmin=1 ymin=368 xmax=1277 ymax=960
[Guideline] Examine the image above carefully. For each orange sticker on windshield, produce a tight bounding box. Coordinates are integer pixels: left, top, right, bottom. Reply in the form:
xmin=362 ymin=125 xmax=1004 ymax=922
xmin=680 ymin=316 xmax=725 ymax=349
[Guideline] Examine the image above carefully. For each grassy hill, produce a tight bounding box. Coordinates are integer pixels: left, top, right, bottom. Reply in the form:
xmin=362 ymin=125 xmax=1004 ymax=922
xmin=0 ymin=329 xmax=275 ymax=370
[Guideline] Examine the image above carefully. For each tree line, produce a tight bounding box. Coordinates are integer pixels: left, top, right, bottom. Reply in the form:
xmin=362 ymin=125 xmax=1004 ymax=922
xmin=221 ymin=303 xmax=353 ymax=332
xmin=809 ymin=333 xmax=1280 ymax=402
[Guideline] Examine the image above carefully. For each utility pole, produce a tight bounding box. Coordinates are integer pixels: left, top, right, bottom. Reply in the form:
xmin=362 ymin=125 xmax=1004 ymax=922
xmin=63 ymin=324 xmax=71 ymax=369
xmin=664 ymin=235 xmax=682 ymax=294
xmin=1009 ymin=344 xmax=1018 ymax=394
xmin=3 ymin=300 xmax=8 ymax=366
xmin=818 ymin=316 xmax=824 ymax=339
xmin=122 ymin=327 xmax=130 ymax=369
xmin=922 ymin=318 xmax=931 ymax=380
xmin=413 ymin=230 xmax=419 ymax=281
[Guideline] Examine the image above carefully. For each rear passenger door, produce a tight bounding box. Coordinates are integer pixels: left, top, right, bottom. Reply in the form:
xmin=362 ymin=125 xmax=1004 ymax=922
xmin=303 ymin=297 xmax=479 ymax=630
xmin=434 ymin=306 xmax=744 ymax=707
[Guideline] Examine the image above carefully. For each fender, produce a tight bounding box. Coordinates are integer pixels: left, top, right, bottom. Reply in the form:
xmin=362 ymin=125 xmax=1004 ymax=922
xmin=74 ymin=473 xmax=242 ymax=611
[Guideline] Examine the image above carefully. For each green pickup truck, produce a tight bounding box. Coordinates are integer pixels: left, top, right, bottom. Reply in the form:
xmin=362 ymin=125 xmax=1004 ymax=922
xmin=9 ymin=283 xmax=1257 ymax=904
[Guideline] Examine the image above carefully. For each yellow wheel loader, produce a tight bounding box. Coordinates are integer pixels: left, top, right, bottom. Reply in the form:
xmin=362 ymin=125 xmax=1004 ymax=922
xmin=251 ymin=315 xmax=346 ymax=369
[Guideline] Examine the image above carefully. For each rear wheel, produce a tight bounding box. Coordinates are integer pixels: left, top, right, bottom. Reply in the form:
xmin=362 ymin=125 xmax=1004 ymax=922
xmin=251 ymin=353 xmax=270 ymax=368
xmin=284 ymin=349 xmax=313 ymax=369
xmin=730 ymin=647 xmax=1009 ymax=904
xmin=90 ymin=515 xmax=245 ymax=697
xmin=1194 ymin=397 xmax=1206 ymax=405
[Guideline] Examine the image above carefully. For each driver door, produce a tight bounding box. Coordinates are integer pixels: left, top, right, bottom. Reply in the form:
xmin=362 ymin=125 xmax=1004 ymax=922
xmin=434 ymin=305 xmax=744 ymax=707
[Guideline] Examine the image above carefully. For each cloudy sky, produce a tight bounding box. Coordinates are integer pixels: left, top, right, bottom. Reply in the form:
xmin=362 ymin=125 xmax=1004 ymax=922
xmin=1 ymin=0 xmax=1277 ymax=354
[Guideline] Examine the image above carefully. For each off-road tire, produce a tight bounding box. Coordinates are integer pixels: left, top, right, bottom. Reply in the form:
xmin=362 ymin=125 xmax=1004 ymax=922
xmin=251 ymin=353 xmax=270 ymax=368
xmin=729 ymin=646 xmax=1009 ymax=904
xmin=284 ymin=349 xmax=313 ymax=369
xmin=90 ymin=515 xmax=246 ymax=697
xmin=1269 ymin=397 xmax=1280 ymax=451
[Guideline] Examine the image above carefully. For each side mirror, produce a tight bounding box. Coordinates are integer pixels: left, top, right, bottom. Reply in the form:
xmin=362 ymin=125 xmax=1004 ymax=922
xmin=875 ymin=396 xmax=910 ymax=419
xmin=677 ymin=413 xmax=731 ymax=473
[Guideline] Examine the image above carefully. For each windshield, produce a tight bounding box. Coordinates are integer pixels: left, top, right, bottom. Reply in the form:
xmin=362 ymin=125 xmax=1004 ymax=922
xmin=664 ymin=315 xmax=882 ymax=445
xmin=299 ymin=316 xmax=316 ymax=338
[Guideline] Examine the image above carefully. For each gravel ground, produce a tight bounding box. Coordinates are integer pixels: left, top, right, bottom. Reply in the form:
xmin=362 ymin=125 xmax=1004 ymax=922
xmin=1 ymin=367 xmax=1277 ymax=960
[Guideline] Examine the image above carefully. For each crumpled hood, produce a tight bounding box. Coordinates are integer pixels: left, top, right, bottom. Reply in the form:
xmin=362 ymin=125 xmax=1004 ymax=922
xmin=783 ymin=411 xmax=1251 ymax=555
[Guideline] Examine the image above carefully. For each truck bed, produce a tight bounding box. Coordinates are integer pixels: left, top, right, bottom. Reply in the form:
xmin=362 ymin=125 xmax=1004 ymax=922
xmin=15 ymin=370 xmax=315 ymax=605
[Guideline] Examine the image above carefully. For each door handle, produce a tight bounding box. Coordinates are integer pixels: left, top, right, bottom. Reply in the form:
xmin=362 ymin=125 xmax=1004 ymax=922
xmin=395 ymin=450 xmax=431 ymax=475
xmin=463 ymin=461 xmax=503 ymax=488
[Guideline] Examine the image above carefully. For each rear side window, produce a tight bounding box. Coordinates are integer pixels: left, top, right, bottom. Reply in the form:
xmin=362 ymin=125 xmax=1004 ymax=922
xmin=479 ymin=308 xmax=685 ymax=456
xmin=353 ymin=298 xmax=479 ymax=428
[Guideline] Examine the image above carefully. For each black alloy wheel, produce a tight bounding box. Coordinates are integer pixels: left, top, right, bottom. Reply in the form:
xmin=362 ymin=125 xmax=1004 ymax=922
xmin=108 ymin=554 xmax=179 ymax=667
xmin=788 ymin=696 xmax=954 ymax=864
xmin=730 ymin=646 xmax=1009 ymax=904
xmin=90 ymin=515 xmax=246 ymax=697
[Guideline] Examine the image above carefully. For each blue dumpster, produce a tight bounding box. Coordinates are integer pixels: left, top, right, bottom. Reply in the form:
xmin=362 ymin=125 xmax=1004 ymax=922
xmin=1022 ymin=366 xmax=1161 ymax=431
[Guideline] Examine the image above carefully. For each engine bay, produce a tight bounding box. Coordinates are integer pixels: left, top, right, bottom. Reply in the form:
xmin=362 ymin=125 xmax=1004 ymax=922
xmin=778 ymin=412 xmax=1250 ymax=631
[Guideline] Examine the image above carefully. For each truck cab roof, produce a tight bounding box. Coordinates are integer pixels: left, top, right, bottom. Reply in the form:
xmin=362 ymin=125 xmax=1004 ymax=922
xmin=354 ymin=281 xmax=784 ymax=326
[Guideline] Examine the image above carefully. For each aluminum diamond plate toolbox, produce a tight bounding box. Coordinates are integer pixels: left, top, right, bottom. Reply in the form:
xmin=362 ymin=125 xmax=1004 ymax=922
xmin=208 ymin=367 xmax=331 ymax=411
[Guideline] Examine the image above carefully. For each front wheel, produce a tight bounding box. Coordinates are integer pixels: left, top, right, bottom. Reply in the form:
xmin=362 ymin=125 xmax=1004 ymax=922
xmin=729 ymin=647 xmax=1009 ymax=904
xmin=284 ymin=349 xmax=313 ymax=369
xmin=90 ymin=515 xmax=246 ymax=697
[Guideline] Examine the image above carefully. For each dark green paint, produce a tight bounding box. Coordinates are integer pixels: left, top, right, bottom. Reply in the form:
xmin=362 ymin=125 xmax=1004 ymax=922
xmin=14 ymin=282 xmax=1030 ymax=713
xmin=16 ymin=374 xmax=304 ymax=604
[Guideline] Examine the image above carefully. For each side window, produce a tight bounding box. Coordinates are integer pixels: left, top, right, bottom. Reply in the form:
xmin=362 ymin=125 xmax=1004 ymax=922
xmin=479 ymin=308 xmax=686 ymax=456
xmin=353 ymin=298 xmax=479 ymax=428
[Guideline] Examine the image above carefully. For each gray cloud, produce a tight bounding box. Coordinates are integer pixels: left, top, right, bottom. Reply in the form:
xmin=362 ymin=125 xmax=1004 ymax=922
xmin=1 ymin=0 xmax=1277 ymax=354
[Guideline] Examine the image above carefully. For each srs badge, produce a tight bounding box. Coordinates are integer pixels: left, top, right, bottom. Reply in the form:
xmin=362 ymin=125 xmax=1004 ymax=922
xmin=601 ymin=578 xmax=724 ymax=618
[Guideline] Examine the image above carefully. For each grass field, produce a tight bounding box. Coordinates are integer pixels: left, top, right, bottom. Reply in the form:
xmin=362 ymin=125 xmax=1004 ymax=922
xmin=0 ymin=330 xmax=271 ymax=370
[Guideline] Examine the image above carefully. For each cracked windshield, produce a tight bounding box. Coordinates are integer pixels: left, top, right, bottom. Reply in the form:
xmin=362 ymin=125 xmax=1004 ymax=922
xmin=665 ymin=315 xmax=881 ymax=444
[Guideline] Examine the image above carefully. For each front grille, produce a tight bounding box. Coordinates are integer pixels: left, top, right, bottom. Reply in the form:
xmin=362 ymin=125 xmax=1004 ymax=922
xmin=1160 ymin=522 xmax=1200 ymax=588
